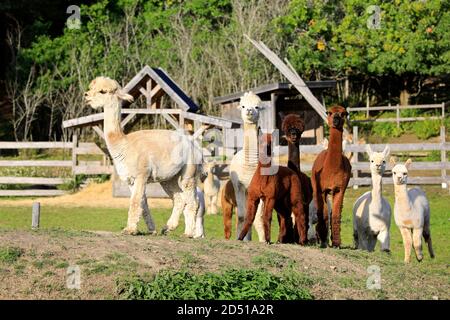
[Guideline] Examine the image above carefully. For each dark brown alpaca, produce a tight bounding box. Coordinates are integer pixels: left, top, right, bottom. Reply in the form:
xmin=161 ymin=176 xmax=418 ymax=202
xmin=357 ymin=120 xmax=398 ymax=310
xmin=311 ymin=106 xmax=351 ymax=248
xmin=222 ymin=179 xmax=237 ymax=239
xmin=238 ymin=133 xmax=307 ymax=244
xmin=282 ymin=114 xmax=313 ymax=242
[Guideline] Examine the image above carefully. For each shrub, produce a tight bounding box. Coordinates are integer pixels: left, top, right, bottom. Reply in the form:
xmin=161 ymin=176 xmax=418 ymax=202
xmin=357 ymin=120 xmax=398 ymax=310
xmin=411 ymin=120 xmax=441 ymax=140
xmin=117 ymin=268 xmax=313 ymax=300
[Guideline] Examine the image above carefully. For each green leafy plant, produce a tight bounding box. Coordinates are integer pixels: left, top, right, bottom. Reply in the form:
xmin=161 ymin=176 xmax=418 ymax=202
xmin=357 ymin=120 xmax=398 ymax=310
xmin=0 ymin=247 xmax=24 ymax=264
xmin=117 ymin=268 xmax=313 ymax=300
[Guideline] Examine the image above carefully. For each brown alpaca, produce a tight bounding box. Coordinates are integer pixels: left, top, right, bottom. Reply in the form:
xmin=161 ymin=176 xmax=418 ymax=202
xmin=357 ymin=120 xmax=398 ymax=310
xmin=222 ymin=179 xmax=237 ymax=239
xmin=238 ymin=133 xmax=307 ymax=244
xmin=311 ymin=106 xmax=351 ymax=248
xmin=282 ymin=114 xmax=313 ymax=242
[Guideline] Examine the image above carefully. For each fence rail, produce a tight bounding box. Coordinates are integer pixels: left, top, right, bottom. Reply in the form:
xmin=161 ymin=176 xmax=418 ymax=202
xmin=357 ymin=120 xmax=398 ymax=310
xmin=0 ymin=138 xmax=112 ymax=196
xmin=348 ymin=103 xmax=446 ymax=127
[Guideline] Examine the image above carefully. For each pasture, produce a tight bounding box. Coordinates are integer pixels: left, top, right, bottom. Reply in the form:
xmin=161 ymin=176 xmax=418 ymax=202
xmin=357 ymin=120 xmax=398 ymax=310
xmin=0 ymin=183 xmax=448 ymax=300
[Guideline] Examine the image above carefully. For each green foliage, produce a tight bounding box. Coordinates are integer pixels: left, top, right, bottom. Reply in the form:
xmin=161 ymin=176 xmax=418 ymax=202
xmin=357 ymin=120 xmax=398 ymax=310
xmin=411 ymin=120 xmax=441 ymax=140
xmin=117 ymin=268 xmax=313 ymax=300
xmin=0 ymin=247 xmax=24 ymax=264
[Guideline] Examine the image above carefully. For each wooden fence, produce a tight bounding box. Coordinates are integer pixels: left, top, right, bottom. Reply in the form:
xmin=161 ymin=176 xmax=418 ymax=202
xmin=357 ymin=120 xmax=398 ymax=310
xmin=348 ymin=103 xmax=446 ymax=128
xmin=0 ymin=136 xmax=112 ymax=196
xmin=276 ymin=125 xmax=449 ymax=188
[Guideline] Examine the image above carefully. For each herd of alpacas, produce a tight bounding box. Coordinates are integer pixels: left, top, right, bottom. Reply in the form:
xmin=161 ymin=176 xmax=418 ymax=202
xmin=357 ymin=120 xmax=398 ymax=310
xmin=84 ymin=76 xmax=435 ymax=264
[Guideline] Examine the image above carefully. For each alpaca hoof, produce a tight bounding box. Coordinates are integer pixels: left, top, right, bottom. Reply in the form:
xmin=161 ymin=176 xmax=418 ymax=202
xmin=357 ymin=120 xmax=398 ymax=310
xmin=184 ymin=233 xmax=194 ymax=239
xmin=417 ymin=255 xmax=423 ymax=262
xmin=320 ymin=242 xmax=328 ymax=248
xmin=121 ymin=228 xmax=138 ymax=235
xmin=148 ymin=230 xmax=158 ymax=236
xmin=160 ymin=225 xmax=169 ymax=235
xmin=381 ymin=248 xmax=391 ymax=254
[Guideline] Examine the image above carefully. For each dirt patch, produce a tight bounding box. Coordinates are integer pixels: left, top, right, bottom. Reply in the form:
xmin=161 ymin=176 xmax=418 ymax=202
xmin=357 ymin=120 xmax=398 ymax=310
xmin=0 ymin=181 xmax=172 ymax=209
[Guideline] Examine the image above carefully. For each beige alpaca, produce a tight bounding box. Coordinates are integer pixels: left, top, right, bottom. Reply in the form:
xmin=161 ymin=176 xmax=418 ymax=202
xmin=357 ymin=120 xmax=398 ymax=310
xmin=203 ymin=161 xmax=220 ymax=215
xmin=391 ymin=158 xmax=435 ymax=263
xmin=84 ymin=77 xmax=203 ymax=237
xmin=229 ymin=92 xmax=265 ymax=241
xmin=353 ymin=145 xmax=391 ymax=252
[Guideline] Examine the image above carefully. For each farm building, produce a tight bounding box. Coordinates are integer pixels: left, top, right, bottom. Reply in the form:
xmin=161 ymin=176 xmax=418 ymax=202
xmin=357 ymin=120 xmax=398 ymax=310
xmin=213 ymin=81 xmax=336 ymax=147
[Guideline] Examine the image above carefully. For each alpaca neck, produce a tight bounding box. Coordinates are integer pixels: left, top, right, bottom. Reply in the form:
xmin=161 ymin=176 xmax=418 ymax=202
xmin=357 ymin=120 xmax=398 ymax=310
xmin=206 ymin=171 xmax=214 ymax=184
xmin=325 ymin=127 xmax=343 ymax=168
xmin=370 ymin=173 xmax=383 ymax=205
xmin=394 ymin=184 xmax=412 ymax=212
xmin=103 ymin=98 xmax=125 ymax=144
xmin=243 ymin=123 xmax=258 ymax=169
xmin=287 ymin=141 xmax=300 ymax=173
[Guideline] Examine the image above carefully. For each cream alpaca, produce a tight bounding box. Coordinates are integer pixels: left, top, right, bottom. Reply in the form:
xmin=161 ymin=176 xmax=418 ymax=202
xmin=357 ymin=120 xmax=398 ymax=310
xmin=85 ymin=77 xmax=203 ymax=237
xmin=229 ymin=92 xmax=265 ymax=241
xmin=391 ymin=158 xmax=435 ymax=263
xmin=203 ymin=161 xmax=220 ymax=215
xmin=353 ymin=145 xmax=391 ymax=252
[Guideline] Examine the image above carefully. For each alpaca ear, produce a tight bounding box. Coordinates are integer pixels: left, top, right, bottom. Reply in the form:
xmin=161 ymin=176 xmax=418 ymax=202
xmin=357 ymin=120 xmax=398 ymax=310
xmin=405 ymin=158 xmax=412 ymax=169
xmin=117 ymin=90 xmax=134 ymax=102
xmin=389 ymin=156 xmax=397 ymax=166
xmin=365 ymin=144 xmax=373 ymax=156
xmin=382 ymin=145 xmax=390 ymax=158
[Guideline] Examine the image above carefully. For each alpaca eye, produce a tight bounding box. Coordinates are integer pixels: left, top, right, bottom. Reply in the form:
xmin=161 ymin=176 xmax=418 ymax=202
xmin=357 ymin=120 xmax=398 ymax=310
xmin=371 ymin=160 xmax=374 ymax=163
xmin=383 ymin=160 xmax=386 ymax=163
xmin=99 ymin=90 xmax=106 ymax=94
xmin=254 ymin=106 xmax=259 ymax=110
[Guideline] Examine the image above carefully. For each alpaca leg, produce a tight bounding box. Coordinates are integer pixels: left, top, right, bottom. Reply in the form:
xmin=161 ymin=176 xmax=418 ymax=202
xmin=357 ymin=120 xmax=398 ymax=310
xmin=253 ymin=201 xmax=266 ymax=242
xmin=412 ymin=227 xmax=424 ymax=262
xmin=367 ymin=234 xmax=377 ymax=252
xmin=141 ymin=192 xmax=157 ymax=234
xmin=123 ymin=176 xmax=146 ymax=235
xmin=160 ymin=180 xmax=185 ymax=234
xmin=210 ymin=194 xmax=218 ymax=215
xmin=238 ymin=196 xmax=260 ymax=240
xmin=377 ymin=229 xmax=390 ymax=252
xmin=222 ymin=194 xmax=233 ymax=240
xmin=180 ymin=180 xmax=199 ymax=238
xmin=262 ymin=199 xmax=275 ymax=244
xmin=275 ymin=202 xmax=293 ymax=243
xmin=194 ymin=187 xmax=205 ymax=238
xmin=315 ymin=192 xmax=329 ymax=247
xmin=399 ymin=227 xmax=412 ymax=263
xmin=423 ymin=225 xmax=435 ymax=258
xmin=235 ymin=185 xmax=251 ymax=241
xmin=330 ymin=191 xmax=344 ymax=248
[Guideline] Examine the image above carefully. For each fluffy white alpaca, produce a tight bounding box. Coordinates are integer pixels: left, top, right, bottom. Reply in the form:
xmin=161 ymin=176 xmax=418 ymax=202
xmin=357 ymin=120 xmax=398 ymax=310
xmin=194 ymin=187 xmax=206 ymax=238
xmin=391 ymin=158 xmax=435 ymax=263
xmin=353 ymin=145 xmax=391 ymax=252
xmin=203 ymin=161 xmax=220 ymax=215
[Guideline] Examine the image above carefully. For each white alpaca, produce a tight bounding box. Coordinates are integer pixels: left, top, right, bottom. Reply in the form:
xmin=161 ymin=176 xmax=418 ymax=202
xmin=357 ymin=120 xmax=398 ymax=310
xmin=203 ymin=161 xmax=220 ymax=215
xmin=229 ymin=92 xmax=265 ymax=241
xmin=194 ymin=187 xmax=206 ymax=238
xmin=84 ymin=77 xmax=203 ymax=237
xmin=391 ymin=158 xmax=435 ymax=263
xmin=353 ymin=145 xmax=391 ymax=252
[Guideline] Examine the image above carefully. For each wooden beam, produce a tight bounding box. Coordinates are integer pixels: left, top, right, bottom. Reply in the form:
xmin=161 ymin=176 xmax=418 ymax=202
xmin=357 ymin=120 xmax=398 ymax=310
xmin=0 ymin=160 xmax=72 ymax=167
xmin=181 ymin=111 xmax=241 ymax=129
xmin=0 ymin=142 xmax=72 ymax=149
xmin=73 ymin=166 xmax=113 ymax=175
xmin=0 ymin=177 xmax=66 ymax=185
xmin=92 ymin=126 xmax=105 ymax=139
xmin=0 ymin=189 xmax=66 ymax=197
xmin=121 ymin=113 xmax=136 ymax=128
xmin=244 ymin=35 xmax=327 ymax=120
xmin=161 ymin=113 xmax=180 ymax=129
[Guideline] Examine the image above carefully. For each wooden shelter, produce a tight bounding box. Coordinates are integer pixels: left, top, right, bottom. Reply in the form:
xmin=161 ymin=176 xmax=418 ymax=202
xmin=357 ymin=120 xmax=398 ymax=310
xmin=214 ymin=81 xmax=336 ymax=147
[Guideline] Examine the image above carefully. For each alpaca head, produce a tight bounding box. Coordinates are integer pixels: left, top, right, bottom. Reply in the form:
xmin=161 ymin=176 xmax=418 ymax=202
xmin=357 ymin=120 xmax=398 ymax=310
xmin=390 ymin=157 xmax=412 ymax=185
xmin=366 ymin=145 xmax=390 ymax=175
xmin=282 ymin=114 xmax=305 ymax=144
xmin=84 ymin=77 xmax=134 ymax=109
xmin=326 ymin=105 xmax=348 ymax=130
xmin=239 ymin=91 xmax=263 ymax=124
xmin=205 ymin=160 xmax=216 ymax=173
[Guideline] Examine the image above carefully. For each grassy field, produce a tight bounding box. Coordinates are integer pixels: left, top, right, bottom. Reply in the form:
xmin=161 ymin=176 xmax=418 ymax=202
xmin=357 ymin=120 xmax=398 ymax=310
xmin=0 ymin=185 xmax=448 ymax=299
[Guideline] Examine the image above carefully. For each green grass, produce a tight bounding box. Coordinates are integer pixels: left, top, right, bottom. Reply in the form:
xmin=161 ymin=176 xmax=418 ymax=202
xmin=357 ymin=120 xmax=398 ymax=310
xmin=0 ymin=186 xmax=448 ymax=266
xmin=0 ymin=247 xmax=24 ymax=264
xmin=117 ymin=268 xmax=313 ymax=300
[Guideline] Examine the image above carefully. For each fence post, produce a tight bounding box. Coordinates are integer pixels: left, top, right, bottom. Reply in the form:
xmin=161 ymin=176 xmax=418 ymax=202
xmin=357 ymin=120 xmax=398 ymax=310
xmin=396 ymin=104 xmax=400 ymax=129
xmin=72 ymin=134 xmax=78 ymax=175
xmin=442 ymin=102 xmax=445 ymax=120
xmin=32 ymin=202 xmax=40 ymax=229
xmin=352 ymin=126 xmax=359 ymax=189
xmin=441 ymin=126 xmax=447 ymax=189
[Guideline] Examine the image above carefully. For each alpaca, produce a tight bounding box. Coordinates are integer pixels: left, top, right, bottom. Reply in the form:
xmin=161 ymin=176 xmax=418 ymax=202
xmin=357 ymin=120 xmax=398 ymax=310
xmin=194 ymin=186 xmax=206 ymax=238
xmin=84 ymin=77 xmax=203 ymax=237
xmin=203 ymin=161 xmax=220 ymax=215
xmin=353 ymin=145 xmax=391 ymax=252
xmin=238 ymin=133 xmax=307 ymax=244
xmin=391 ymin=158 xmax=435 ymax=263
xmin=222 ymin=179 xmax=237 ymax=239
xmin=311 ymin=106 xmax=351 ymax=248
xmin=282 ymin=114 xmax=313 ymax=243
xmin=229 ymin=92 xmax=265 ymax=241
